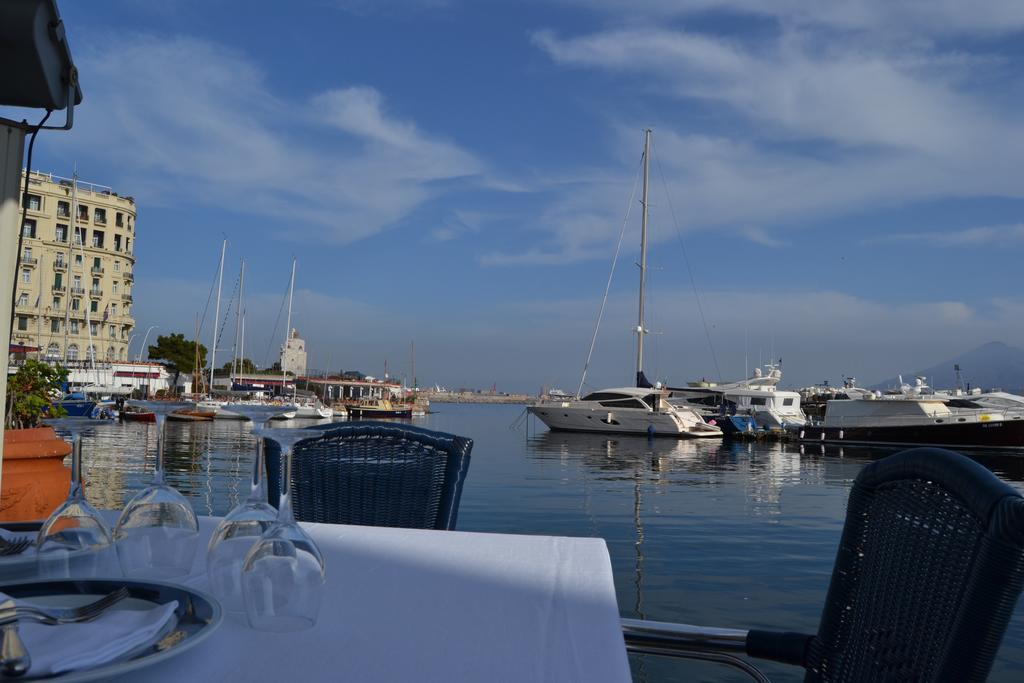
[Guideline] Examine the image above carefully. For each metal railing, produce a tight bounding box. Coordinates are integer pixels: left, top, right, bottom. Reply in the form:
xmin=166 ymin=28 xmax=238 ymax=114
xmin=20 ymin=256 xmax=37 ymax=266
xmin=70 ymin=286 xmax=85 ymax=295
xmin=91 ymin=266 xmax=104 ymax=274
xmin=622 ymin=619 xmax=770 ymax=682
xmin=89 ymin=289 xmax=103 ymax=298
xmin=53 ymin=260 xmax=67 ymax=270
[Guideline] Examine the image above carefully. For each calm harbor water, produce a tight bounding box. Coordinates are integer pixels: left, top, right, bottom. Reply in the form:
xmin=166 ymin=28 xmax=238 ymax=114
xmin=70 ymin=403 xmax=1024 ymax=682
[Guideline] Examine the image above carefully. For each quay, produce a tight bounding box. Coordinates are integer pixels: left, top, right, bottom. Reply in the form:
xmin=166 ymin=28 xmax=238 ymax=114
xmin=424 ymin=390 xmax=530 ymax=404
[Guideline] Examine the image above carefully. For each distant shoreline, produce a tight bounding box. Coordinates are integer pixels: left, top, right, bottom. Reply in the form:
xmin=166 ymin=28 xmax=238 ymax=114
xmin=425 ymin=392 xmax=530 ymax=405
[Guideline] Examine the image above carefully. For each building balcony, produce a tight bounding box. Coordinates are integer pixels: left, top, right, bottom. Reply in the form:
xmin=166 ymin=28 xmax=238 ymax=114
xmin=123 ymin=271 xmax=133 ymax=282
xmin=53 ymin=260 xmax=67 ymax=271
xmin=20 ymin=256 xmax=37 ymax=267
xmin=94 ymin=216 xmax=106 ymax=226
xmin=51 ymin=284 xmax=66 ymax=293
xmin=70 ymin=286 xmax=85 ymax=295
xmin=91 ymin=266 xmax=104 ymax=275
xmin=122 ymin=294 xmax=133 ymax=303
xmin=89 ymin=289 xmax=103 ymax=298
xmin=14 ymin=301 xmax=34 ymax=312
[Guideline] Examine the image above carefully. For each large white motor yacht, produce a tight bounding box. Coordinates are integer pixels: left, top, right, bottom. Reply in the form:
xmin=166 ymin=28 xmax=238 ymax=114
xmin=669 ymin=364 xmax=807 ymax=429
xmin=529 ymin=387 xmax=722 ymax=437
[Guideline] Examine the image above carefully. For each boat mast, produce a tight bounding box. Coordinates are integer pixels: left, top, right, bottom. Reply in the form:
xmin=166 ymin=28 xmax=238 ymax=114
xmin=635 ymin=128 xmax=651 ymax=388
xmin=63 ymin=171 xmax=76 ymax=364
xmin=283 ymin=257 xmax=296 ymax=373
xmin=209 ymin=239 xmax=226 ymax=395
xmin=232 ymin=259 xmax=245 ymax=382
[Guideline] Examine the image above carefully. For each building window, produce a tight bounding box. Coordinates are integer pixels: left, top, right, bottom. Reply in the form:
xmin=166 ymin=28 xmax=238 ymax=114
xmin=46 ymin=343 xmax=60 ymax=359
xmin=54 ymin=253 xmax=65 ymax=268
xmin=78 ymin=204 xmax=88 ymax=221
xmin=111 ymin=303 xmax=118 ymax=316
xmin=94 ymin=208 xmax=106 ymax=224
xmin=67 ymin=344 xmax=79 ymax=361
xmin=17 ymin=316 xmax=27 ymax=331
xmin=71 ymin=298 xmax=80 ymax=311
xmin=21 ymin=269 xmax=30 ymax=283
xmin=52 ymin=296 xmax=60 ymax=309
xmin=22 ymin=219 xmax=36 ymax=238
xmin=126 ymin=238 xmax=131 ymax=253
xmin=74 ymin=254 xmax=83 ymax=267
xmin=70 ymin=320 xmax=79 ymax=334
xmin=71 ymin=274 xmax=81 ymax=289
xmin=106 ymin=347 xmax=115 ymax=361
xmin=74 ymin=227 xmax=85 ymax=245
xmin=92 ymin=231 xmax=104 ymax=248
xmin=87 ymin=345 xmax=96 ymax=362
xmin=114 ymin=234 xmax=122 ymax=251
xmin=90 ymin=322 xmax=98 ymax=336
xmin=57 ymin=201 xmax=70 ymax=218
xmin=116 ymin=212 xmax=123 ymax=227
xmin=23 ymin=194 xmax=41 ymax=211
xmin=90 ymin=300 xmax=98 ymax=314
xmin=92 ymin=257 xmax=102 ymax=271
xmin=114 ymin=260 xmax=120 ymax=272
xmin=55 ymin=224 xmax=68 ymax=242
xmin=109 ymin=326 xmax=116 ymax=339
xmin=112 ymin=281 xmax=119 ymax=294
xmin=91 ymin=278 xmax=100 ymax=293
xmin=54 ymin=273 xmax=63 ymax=289
xmin=17 ymin=293 xmax=28 ymax=307
xmin=51 ymin=319 xmax=60 ymax=333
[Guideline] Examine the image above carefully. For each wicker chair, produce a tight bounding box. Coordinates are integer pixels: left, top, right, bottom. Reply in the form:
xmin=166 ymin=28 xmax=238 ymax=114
xmin=263 ymin=421 xmax=473 ymax=531
xmin=622 ymin=447 xmax=1024 ymax=682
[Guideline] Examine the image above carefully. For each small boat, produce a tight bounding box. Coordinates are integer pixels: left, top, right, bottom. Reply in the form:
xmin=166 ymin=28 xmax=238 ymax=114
xmin=57 ymin=392 xmax=97 ymax=417
xmin=345 ymin=399 xmax=413 ymax=419
xmin=121 ymin=406 xmax=156 ymax=423
xmin=167 ymin=407 xmax=217 ymax=422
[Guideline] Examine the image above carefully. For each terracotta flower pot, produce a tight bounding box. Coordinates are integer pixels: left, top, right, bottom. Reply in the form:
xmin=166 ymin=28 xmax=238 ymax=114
xmin=1 ymin=427 xmax=72 ymax=523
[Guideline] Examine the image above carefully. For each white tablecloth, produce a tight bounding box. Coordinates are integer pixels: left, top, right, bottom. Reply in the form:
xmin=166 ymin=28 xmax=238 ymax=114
xmin=109 ymin=516 xmax=632 ymax=682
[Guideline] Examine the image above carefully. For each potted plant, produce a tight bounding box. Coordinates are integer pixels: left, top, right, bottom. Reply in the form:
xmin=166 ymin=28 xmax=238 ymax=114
xmin=2 ymin=360 xmax=72 ymax=522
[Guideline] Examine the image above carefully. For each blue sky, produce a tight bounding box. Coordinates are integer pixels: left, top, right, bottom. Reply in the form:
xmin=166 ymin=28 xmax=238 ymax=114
xmin=8 ymin=1 xmax=1024 ymax=392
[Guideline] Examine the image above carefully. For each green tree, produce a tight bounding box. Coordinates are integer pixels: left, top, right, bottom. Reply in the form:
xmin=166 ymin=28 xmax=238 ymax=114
xmin=218 ymin=358 xmax=257 ymax=376
xmin=5 ymin=360 xmax=68 ymax=429
xmin=148 ymin=333 xmax=207 ymax=391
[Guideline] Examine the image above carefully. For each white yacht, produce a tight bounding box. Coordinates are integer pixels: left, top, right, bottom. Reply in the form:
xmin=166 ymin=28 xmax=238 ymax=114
xmin=530 ymin=387 xmax=722 ymax=437
xmin=669 ymin=364 xmax=807 ymax=429
xmin=527 ymin=130 xmax=721 ymax=439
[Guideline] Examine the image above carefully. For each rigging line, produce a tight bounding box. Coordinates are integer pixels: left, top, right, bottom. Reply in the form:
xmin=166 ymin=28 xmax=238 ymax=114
xmin=651 ymin=139 xmax=723 ymax=383
xmin=263 ymin=270 xmax=292 ymax=368
xmin=577 ymin=151 xmax=645 ymax=398
xmin=214 ymin=271 xmax=240 ymax=364
xmin=197 ymin=254 xmax=222 ymax=342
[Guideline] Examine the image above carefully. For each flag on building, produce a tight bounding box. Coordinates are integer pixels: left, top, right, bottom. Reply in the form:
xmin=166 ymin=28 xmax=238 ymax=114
xmin=102 ymin=305 xmax=109 ymax=322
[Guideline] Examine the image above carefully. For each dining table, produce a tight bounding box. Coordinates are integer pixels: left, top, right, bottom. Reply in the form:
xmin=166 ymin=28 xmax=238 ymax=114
xmin=99 ymin=515 xmax=633 ymax=682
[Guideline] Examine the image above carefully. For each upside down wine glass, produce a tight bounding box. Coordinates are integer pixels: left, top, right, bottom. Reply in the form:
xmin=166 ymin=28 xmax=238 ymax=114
xmin=114 ymin=400 xmax=199 ymax=578
xmin=36 ymin=417 xmax=117 ymax=579
xmin=242 ymin=427 xmax=328 ymax=631
xmin=206 ymin=404 xmax=296 ymax=612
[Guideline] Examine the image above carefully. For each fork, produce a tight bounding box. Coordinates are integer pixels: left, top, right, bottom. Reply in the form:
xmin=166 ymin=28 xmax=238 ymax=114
xmin=0 ymin=538 xmax=32 ymax=557
xmin=0 ymin=588 xmax=130 ymax=625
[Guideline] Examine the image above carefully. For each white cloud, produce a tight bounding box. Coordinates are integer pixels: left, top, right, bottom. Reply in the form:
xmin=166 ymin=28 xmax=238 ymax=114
xmin=872 ymin=223 xmax=1024 ymax=247
xmin=60 ymin=35 xmax=484 ymax=245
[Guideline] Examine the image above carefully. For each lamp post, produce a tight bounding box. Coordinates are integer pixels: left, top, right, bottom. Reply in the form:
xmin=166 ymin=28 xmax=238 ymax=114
xmin=136 ymin=325 xmax=157 ymax=363
xmin=125 ymin=332 xmax=137 ymax=360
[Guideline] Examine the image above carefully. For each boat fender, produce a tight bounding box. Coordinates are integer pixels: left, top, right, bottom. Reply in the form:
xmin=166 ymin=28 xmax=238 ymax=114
xmin=799 ymin=430 xmax=805 ymax=439
xmin=820 ymin=432 xmax=825 ymax=441
xmin=838 ymin=429 xmax=844 ymax=440
xmin=647 ymin=424 xmax=655 ymax=437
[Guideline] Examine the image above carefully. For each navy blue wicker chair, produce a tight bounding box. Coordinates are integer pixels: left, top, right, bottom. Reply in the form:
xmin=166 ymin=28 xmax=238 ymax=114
xmin=263 ymin=421 xmax=473 ymax=531
xmin=622 ymin=447 xmax=1024 ymax=682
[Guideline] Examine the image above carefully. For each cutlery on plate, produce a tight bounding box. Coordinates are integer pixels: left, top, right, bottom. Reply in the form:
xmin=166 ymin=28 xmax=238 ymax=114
xmin=0 ymin=601 xmax=29 ymax=678
xmin=0 ymin=588 xmax=130 ymax=626
xmin=0 ymin=538 xmax=32 ymax=558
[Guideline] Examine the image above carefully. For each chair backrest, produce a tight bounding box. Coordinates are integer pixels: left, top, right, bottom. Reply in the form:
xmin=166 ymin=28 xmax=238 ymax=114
xmin=807 ymin=447 xmax=1024 ymax=682
xmin=264 ymin=421 xmax=473 ymax=530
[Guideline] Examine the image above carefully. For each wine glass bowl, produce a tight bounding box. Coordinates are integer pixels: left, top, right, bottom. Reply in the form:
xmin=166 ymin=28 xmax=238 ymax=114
xmin=113 ymin=400 xmax=199 ymax=579
xmin=206 ymin=403 xmax=294 ymax=612
xmin=36 ymin=417 xmax=117 ymax=579
xmin=242 ymin=427 xmax=329 ymax=631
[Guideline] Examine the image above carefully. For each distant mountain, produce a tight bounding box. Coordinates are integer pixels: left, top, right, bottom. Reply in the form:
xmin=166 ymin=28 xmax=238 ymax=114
xmin=871 ymin=341 xmax=1024 ymax=393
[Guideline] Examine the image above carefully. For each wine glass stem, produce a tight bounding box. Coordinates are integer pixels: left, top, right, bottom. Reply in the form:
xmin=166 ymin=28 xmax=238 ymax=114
xmin=278 ymin=445 xmax=295 ymax=523
xmin=69 ymin=432 xmax=84 ymax=499
xmin=247 ymin=430 xmax=267 ymax=503
xmin=154 ymin=413 xmax=166 ymax=485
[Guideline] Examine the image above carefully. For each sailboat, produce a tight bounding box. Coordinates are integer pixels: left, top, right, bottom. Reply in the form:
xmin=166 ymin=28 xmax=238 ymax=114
xmin=527 ymin=130 xmax=722 ymax=438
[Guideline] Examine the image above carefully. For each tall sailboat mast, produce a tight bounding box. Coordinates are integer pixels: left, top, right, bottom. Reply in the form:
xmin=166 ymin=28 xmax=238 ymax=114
xmin=283 ymin=257 xmax=296 ymax=371
xmin=635 ymin=128 xmax=651 ymax=388
xmin=209 ymin=239 xmax=227 ymax=395
xmin=62 ymin=171 xmax=75 ymax=363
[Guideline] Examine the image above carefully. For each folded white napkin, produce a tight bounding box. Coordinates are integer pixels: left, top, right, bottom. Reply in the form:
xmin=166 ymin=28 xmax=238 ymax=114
xmin=0 ymin=593 xmax=179 ymax=676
